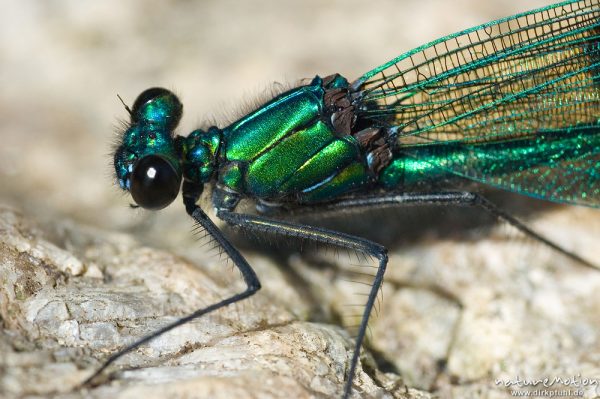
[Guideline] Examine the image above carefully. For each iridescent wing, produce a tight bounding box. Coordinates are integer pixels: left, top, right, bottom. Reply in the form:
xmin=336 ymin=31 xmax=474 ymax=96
xmin=353 ymin=0 xmax=600 ymax=206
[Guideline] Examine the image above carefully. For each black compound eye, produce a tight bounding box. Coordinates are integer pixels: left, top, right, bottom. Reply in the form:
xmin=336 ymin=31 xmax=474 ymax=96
xmin=130 ymin=155 xmax=181 ymax=210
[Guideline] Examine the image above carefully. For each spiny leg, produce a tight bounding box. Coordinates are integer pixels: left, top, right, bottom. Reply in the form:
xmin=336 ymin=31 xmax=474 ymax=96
xmin=81 ymin=186 xmax=261 ymax=387
xmin=310 ymin=190 xmax=596 ymax=388
xmin=315 ymin=191 xmax=597 ymax=269
xmin=217 ymin=209 xmax=388 ymax=399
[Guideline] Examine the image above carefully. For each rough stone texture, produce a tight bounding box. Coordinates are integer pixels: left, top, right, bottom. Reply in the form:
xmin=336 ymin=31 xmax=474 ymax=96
xmin=1 ymin=1 xmax=600 ymax=398
xmin=0 ymin=207 xmax=412 ymax=398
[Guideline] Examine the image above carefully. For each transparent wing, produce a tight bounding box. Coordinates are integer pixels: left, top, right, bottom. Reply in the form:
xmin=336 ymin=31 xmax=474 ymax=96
xmin=353 ymin=0 xmax=600 ymax=206
xmin=353 ymin=0 xmax=599 ymax=143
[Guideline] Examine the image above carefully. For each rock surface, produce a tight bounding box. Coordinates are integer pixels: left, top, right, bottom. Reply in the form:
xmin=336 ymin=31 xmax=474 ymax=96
xmin=0 ymin=207 xmax=419 ymax=398
xmin=2 ymin=202 xmax=600 ymax=398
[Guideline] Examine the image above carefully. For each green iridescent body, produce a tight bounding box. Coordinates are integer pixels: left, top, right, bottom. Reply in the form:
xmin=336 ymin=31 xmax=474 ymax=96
xmin=176 ymin=77 xmax=599 ymax=208
xmin=115 ymin=0 xmax=600 ymax=211
xmin=179 ymin=78 xmax=600 ymax=206
xmin=115 ymin=82 xmax=600 ymax=208
xmin=215 ymin=76 xmax=371 ymax=203
xmin=381 ymin=124 xmax=600 ymax=201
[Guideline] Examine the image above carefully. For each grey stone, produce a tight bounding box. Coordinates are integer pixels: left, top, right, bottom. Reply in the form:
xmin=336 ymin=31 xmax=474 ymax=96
xmin=0 ymin=207 xmax=413 ymax=398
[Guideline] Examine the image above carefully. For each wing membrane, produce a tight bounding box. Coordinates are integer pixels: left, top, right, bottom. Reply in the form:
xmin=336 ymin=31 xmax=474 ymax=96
xmin=353 ymin=0 xmax=600 ymax=206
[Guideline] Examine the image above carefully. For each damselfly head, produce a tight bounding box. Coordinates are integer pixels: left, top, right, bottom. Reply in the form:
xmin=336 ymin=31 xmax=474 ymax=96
xmin=114 ymin=88 xmax=183 ymax=210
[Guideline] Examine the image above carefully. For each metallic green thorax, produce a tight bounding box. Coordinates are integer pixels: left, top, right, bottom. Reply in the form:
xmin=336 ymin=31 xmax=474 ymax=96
xmin=115 ymin=76 xmax=379 ymax=205
xmin=176 ymin=76 xmax=375 ymax=205
xmin=217 ymin=76 xmax=370 ymax=203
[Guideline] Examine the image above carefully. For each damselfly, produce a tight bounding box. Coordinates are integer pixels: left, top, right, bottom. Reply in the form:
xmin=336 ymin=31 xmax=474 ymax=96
xmin=95 ymin=0 xmax=599 ymax=397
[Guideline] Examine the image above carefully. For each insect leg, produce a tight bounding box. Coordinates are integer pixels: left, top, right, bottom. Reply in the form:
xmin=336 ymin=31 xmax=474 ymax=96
xmin=217 ymin=209 xmax=388 ymax=399
xmin=321 ymin=191 xmax=596 ymax=269
xmin=81 ymin=187 xmax=261 ymax=387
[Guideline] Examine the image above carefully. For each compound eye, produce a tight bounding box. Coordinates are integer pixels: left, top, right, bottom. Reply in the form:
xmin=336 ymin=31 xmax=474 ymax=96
xmin=130 ymin=155 xmax=181 ymax=210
